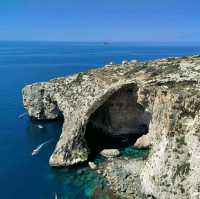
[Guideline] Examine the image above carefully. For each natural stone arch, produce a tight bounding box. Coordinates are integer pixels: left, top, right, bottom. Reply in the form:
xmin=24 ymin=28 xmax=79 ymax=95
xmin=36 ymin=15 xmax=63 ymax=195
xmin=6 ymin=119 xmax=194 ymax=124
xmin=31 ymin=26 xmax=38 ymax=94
xmin=49 ymin=82 xmax=151 ymax=167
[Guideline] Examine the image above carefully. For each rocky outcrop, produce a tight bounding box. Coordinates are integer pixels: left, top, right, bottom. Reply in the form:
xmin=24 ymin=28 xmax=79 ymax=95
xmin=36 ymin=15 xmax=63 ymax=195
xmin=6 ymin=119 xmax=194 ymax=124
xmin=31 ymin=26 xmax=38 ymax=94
xmin=22 ymin=55 xmax=200 ymax=198
xmin=98 ymin=157 xmax=146 ymax=199
xmin=100 ymin=149 xmax=120 ymax=158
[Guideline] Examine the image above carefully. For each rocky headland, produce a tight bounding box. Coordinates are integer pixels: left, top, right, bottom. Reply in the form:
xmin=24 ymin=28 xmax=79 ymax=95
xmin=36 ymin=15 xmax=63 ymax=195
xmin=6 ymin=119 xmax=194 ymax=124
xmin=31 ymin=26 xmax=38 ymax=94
xmin=22 ymin=55 xmax=200 ymax=199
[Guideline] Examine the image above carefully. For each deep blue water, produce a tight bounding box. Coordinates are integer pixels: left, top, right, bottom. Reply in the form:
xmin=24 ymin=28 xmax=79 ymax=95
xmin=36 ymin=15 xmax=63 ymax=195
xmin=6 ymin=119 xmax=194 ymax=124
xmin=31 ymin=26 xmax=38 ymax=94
xmin=1 ymin=41 xmax=200 ymax=199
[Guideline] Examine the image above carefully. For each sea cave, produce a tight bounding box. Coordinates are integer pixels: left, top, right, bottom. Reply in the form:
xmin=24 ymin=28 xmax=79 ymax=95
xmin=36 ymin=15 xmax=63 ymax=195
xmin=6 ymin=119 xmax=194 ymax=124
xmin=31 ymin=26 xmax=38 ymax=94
xmin=84 ymin=84 xmax=151 ymax=158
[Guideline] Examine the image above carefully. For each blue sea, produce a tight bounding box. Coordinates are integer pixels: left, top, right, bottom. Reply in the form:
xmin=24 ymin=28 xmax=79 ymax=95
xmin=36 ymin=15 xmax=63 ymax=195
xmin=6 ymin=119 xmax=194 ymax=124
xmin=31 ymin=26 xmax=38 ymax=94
xmin=1 ymin=41 xmax=200 ymax=199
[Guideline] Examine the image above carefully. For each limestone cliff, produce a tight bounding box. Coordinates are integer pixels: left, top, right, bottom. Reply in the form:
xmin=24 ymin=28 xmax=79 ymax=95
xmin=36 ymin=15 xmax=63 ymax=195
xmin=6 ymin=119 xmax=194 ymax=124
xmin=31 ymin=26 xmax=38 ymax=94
xmin=22 ymin=55 xmax=200 ymax=198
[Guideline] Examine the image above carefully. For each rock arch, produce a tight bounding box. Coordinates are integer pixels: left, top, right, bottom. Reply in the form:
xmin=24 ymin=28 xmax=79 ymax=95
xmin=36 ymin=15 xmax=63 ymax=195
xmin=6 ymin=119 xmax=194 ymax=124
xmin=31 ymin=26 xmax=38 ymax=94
xmin=49 ymin=82 xmax=151 ymax=167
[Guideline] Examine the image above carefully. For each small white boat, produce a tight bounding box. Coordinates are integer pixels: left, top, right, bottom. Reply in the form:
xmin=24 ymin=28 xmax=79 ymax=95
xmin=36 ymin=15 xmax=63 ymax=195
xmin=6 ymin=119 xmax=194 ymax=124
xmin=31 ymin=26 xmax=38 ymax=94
xmin=31 ymin=140 xmax=52 ymax=156
xmin=37 ymin=124 xmax=44 ymax=129
xmin=18 ymin=112 xmax=27 ymax=119
xmin=55 ymin=193 xmax=58 ymax=199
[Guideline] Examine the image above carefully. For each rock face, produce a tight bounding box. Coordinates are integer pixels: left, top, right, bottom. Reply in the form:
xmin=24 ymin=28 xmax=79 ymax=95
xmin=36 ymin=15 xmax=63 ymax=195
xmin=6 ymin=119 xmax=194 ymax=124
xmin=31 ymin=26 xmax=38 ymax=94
xmin=22 ymin=55 xmax=200 ymax=198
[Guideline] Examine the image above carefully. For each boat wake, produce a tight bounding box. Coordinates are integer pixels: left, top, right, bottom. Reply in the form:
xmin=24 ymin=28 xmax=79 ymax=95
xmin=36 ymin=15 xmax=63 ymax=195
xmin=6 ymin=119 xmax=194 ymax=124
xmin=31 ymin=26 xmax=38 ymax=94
xmin=31 ymin=139 xmax=52 ymax=156
xmin=18 ymin=112 xmax=27 ymax=119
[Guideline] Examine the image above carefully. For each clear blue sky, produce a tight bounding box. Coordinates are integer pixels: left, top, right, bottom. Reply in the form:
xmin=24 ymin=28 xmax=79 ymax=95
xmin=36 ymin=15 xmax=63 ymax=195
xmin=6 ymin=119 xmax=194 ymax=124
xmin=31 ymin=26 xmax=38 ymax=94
xmin=0 ymin=0 xmax=200 ymax=42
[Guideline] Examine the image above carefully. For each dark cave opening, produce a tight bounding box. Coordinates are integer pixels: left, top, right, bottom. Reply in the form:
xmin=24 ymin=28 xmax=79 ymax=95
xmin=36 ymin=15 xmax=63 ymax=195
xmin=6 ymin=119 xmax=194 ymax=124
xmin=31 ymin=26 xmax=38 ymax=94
xmin=84 ymin=84 xmax=151 ymax=159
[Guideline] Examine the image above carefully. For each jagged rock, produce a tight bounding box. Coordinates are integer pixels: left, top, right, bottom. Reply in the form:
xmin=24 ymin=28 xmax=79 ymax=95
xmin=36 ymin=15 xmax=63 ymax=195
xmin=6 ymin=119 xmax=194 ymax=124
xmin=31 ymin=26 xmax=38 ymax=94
xmin=22 ymin=55 xmax=200 ymax=199
xmin=134 ymin=134 xmax=151 ymax=148
xmin=100 ymin=149 xmax=120 ymax=158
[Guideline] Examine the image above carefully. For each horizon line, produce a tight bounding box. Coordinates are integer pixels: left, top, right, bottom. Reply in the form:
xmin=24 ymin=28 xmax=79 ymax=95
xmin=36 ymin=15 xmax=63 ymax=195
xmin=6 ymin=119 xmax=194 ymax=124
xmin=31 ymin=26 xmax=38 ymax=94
xmin=1 ymin=40 xmax=200 ymax=43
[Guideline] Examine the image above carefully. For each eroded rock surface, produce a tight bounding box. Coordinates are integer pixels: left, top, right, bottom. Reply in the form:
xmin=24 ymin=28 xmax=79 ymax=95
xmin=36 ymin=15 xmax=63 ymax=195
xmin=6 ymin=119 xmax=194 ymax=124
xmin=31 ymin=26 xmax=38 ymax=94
xmin=22 ymin=55 xmax=200 ymax=198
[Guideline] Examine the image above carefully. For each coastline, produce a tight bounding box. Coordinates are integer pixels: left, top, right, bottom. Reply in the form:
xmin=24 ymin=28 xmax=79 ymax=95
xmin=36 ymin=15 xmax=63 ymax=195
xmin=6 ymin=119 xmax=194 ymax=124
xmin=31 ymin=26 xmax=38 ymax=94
xmin=22 ymin=55 xmax=200 ymax=198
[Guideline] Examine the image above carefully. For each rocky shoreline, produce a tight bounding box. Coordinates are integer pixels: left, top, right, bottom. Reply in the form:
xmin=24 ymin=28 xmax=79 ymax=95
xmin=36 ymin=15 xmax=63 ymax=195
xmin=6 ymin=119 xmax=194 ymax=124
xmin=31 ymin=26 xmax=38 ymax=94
xmin=98 ymin=157 xmax=145 ymax=199
xmin=87 ymin=146 xmax=149 ymax=199
xmin=22 ymin=55 xmax=200 ymax=198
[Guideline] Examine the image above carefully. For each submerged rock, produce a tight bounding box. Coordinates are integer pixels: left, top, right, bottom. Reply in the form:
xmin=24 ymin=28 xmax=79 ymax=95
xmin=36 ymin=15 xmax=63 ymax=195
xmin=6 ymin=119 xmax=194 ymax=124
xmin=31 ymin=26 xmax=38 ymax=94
xmin=22 ymin=55 xmax=200 ymax=198
xmin=100 ymin=149 xmax=120 ymax=158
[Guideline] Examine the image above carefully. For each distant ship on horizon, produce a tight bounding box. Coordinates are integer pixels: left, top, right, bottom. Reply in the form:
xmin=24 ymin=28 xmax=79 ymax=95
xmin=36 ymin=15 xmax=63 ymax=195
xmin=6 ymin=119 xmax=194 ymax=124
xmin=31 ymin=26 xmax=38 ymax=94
xmin=103 ymin=42 xmax=110 ymax=45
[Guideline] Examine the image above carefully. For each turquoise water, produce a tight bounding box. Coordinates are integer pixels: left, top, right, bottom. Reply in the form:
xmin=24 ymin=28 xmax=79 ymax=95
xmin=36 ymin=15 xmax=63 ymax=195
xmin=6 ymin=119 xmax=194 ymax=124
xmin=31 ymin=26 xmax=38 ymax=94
xmin=1 ymin=41 xmax=200 ymax=199
xmin=120 ymin=147 xmax=149 ymax=158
